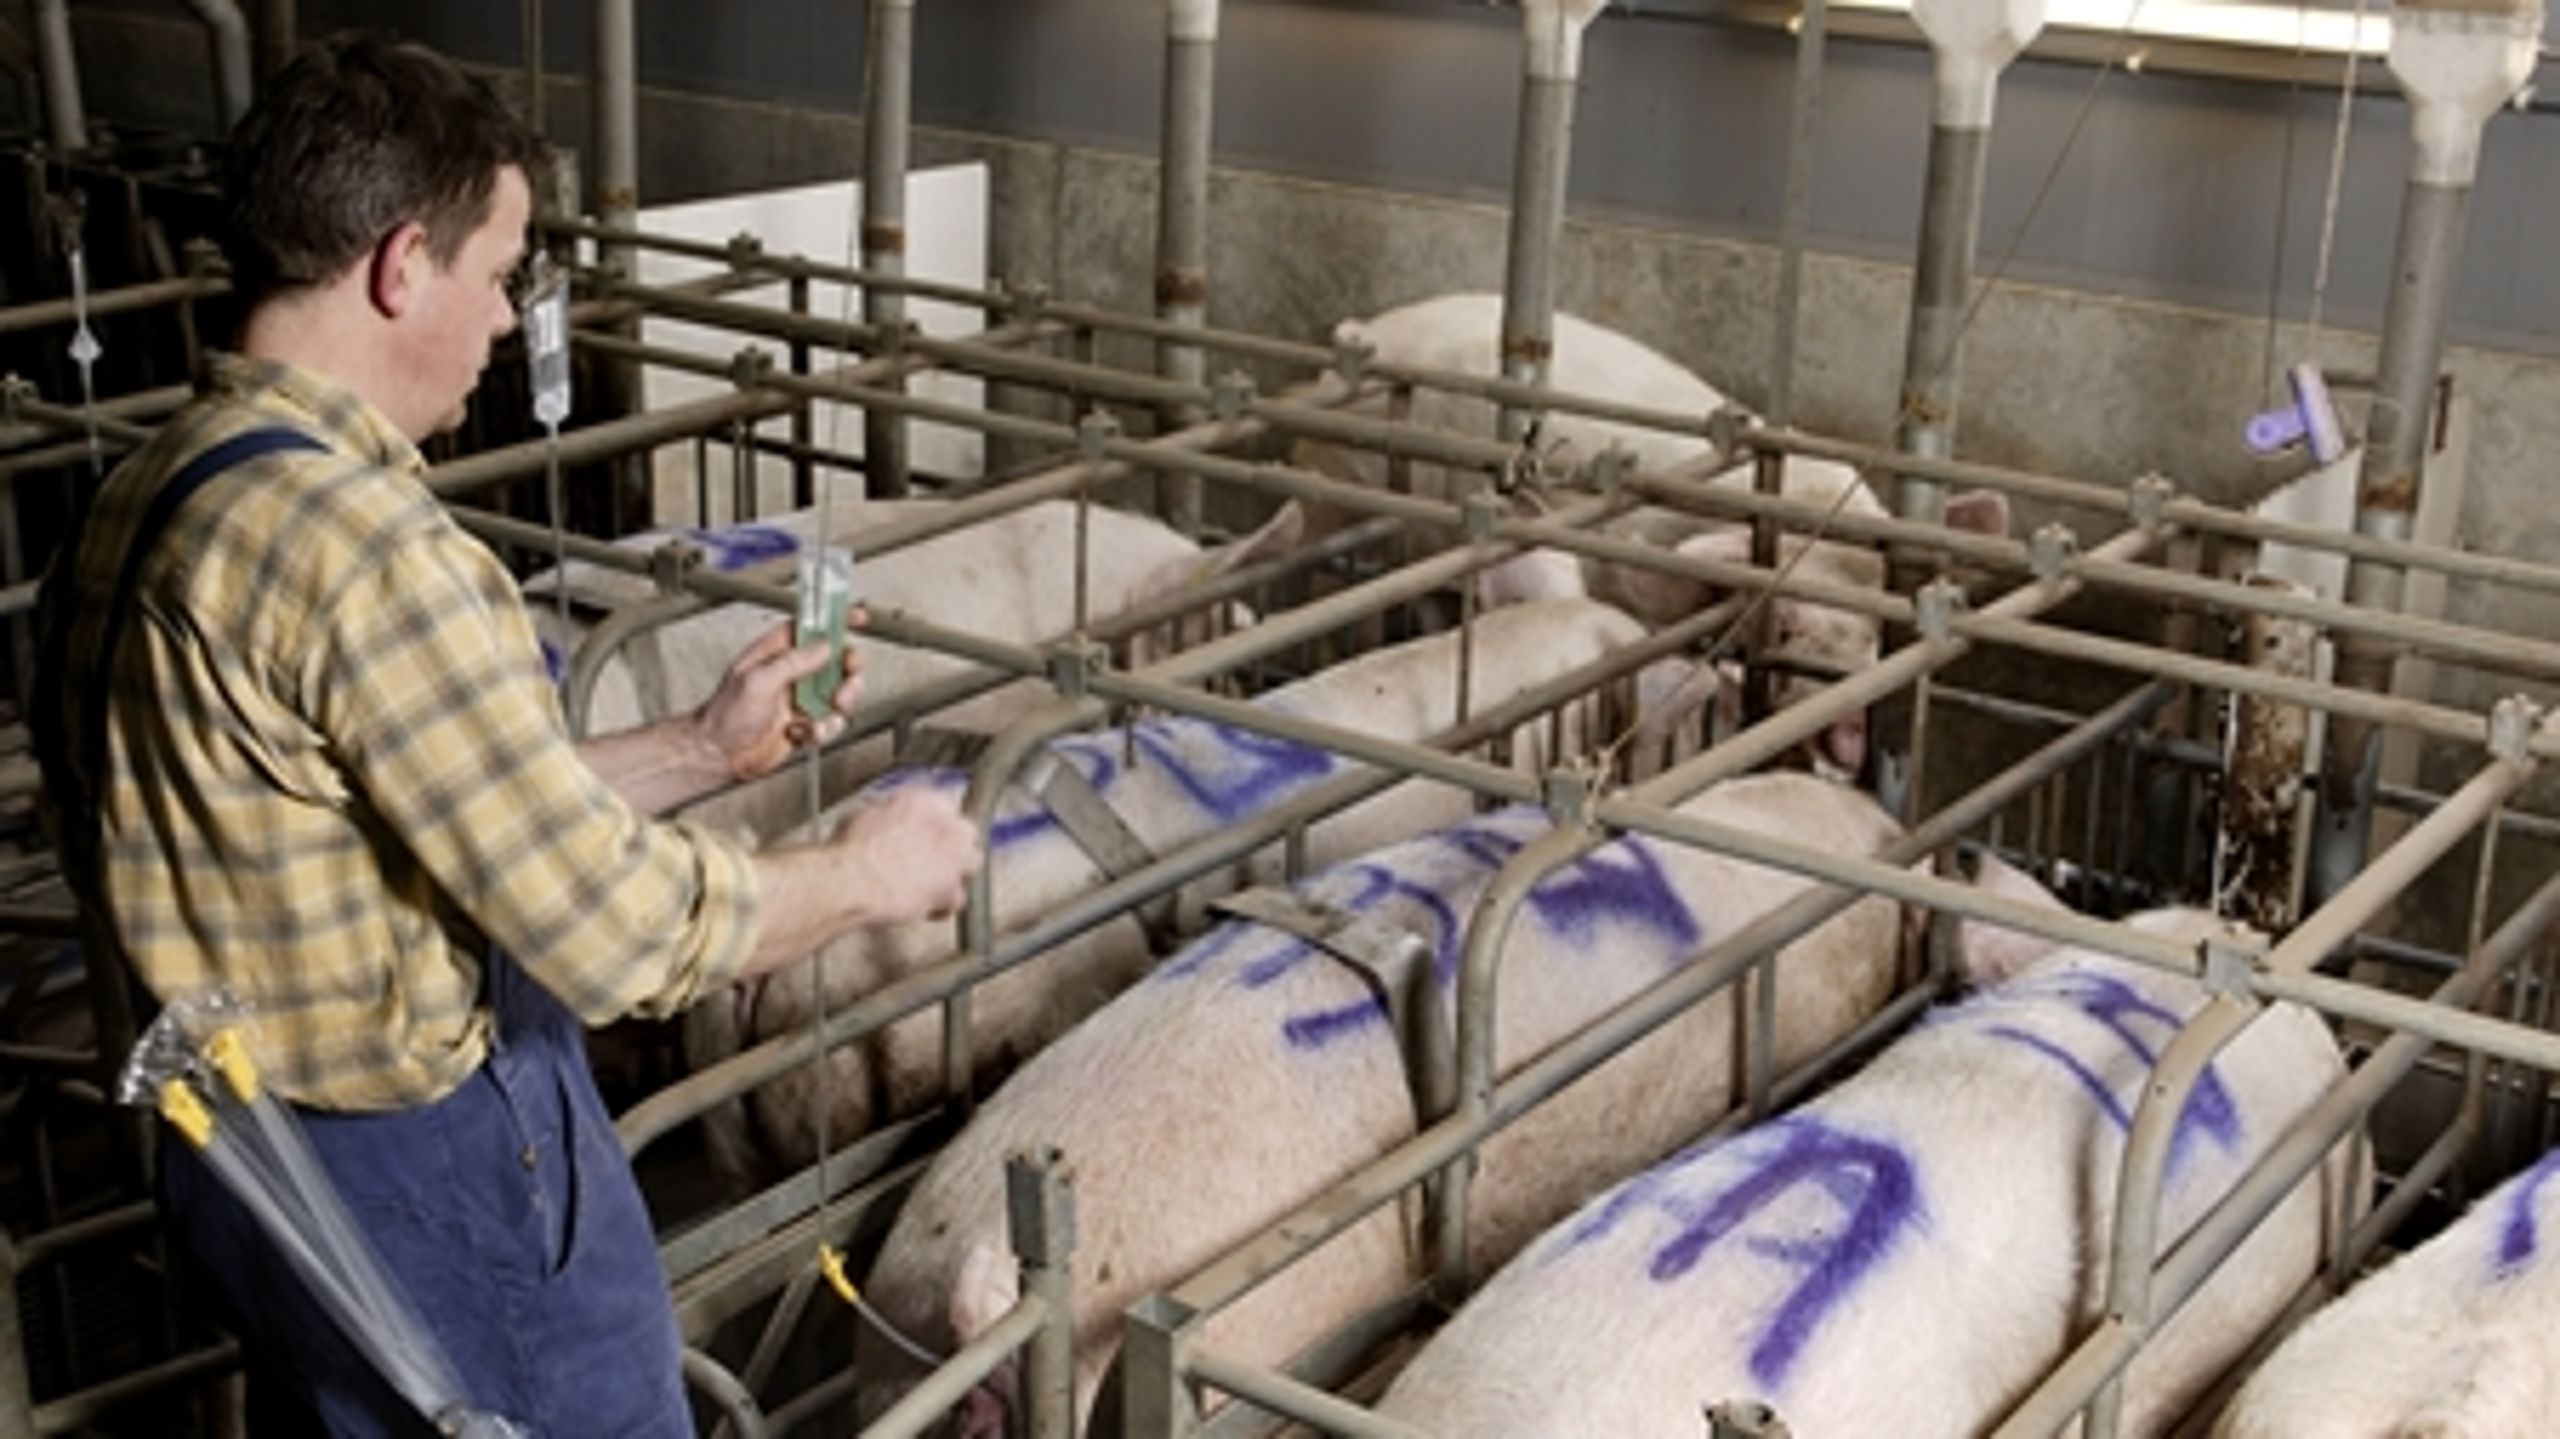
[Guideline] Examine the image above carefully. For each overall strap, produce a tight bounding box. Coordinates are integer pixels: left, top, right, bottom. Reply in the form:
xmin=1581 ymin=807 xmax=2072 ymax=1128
xmin=33 ymin=426 xmax=330 ymax=871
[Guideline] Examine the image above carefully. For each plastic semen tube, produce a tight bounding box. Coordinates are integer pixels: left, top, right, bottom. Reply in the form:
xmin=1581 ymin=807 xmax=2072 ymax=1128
xmin=795 ymin=544 xmax=857 ymax=719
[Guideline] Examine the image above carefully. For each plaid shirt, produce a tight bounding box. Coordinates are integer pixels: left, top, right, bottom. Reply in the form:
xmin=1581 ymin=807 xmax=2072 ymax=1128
xmin=46 ymin=354 xmax=757 ymax=1111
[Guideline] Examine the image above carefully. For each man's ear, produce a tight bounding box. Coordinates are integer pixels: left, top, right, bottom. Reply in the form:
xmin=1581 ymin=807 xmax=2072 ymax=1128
xmin=367 ymin=221 xmax=432 ymax=319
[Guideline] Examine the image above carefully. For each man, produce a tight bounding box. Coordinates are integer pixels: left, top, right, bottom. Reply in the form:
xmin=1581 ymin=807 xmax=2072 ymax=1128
xmin=33 ymin=34 xmax=981 ymax=1437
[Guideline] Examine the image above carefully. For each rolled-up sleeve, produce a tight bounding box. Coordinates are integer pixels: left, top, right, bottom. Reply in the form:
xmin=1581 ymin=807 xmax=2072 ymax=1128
xmin=301 ymin=508 xmax=758 ymax=1023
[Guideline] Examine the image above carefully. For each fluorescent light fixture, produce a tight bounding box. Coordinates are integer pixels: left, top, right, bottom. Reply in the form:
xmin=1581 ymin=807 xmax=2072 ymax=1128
xmin=1819 ymin=0 xmax=2391 ymax=60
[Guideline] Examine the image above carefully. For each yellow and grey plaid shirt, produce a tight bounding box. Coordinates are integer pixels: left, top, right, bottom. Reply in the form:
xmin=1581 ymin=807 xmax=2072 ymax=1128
xmin=47 ymin=354 xmax=758 ymax=1111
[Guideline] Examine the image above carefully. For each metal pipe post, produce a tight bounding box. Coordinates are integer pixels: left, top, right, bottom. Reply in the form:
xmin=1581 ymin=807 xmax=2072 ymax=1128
xmin=255 ymin=0 xmax=297 ymax=80
xmin=2312 ymin=0 xmax=2540 ymax=908
xmin=181 ymin=0 xmax=256 ymax=127
xmin=0 ymin=1233 xmax=29 ymax=1439
xmin=521 ymin=0 xmax=545 ymax=134
xmin=863 ymin=0 xmax=917 ymax=497
xmin=590 ymin=0 xmax=646 ymax=519
xmin=1895 ymin=0 xmax=2044 ymax=508
xmin=1154 ymin=0 xmax=1220 ymax=533
xmin=1765 ymin=0 xmax=1829 ymax=432
xmin=34 ymin=0 xmax=88 ymax=153
xmin=1117 ymin=1296 xmax=1203 ymax=1439
xmin=1496 ymin=1 xmax=1594 ymax=446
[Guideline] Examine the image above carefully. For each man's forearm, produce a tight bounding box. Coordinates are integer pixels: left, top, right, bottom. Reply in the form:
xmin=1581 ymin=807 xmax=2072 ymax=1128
xmin=737 ymin=843 xmax=893 ymax=980
xmin=576 ymin=716 xmax=732 ymax=815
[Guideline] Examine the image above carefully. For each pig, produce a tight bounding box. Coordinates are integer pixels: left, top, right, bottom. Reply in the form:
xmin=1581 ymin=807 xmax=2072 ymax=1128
xmin=854 ymin=770 xmax=1910 ymax=1431
xmin=1294 ymin=292 xmax=2011 ymax=780
xmin=687 ymin=597 xmax=1669 ymax=1183
xmin=521 ymin=496 xmax=1303 ymax=840
xmin=1375 ymin=902 xmax=2362 ymax=1439
xmin=2212 ymin=1145 xmax=2560 ymax=1439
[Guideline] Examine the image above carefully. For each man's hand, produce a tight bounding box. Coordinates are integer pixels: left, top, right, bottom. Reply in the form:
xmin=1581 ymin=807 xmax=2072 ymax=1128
xmin=696 ymin=617 xmax=866 ymax=783
xmin=826 ymin=787 xmax=984 ymax=924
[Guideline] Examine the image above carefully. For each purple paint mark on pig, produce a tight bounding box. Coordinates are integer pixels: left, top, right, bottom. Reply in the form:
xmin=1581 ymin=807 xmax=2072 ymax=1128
xmin=1975 ymin=972 xmax=2241 ymax=1173
xmin=1430 ymin=819 xmax=1702 ymax=956
xmin=2494 ymin=1148 xmax=2560 ymax=1278
xmin=1275 ymin=875 xmax=1466 ymax=1050
xmin=682 ymin=522 xmax=800 ymax=572
xmin=1129 ymin=719 xmax=1335 ymax=824
xmin=1556 ymin=1116 xmax=1922 ymax=1391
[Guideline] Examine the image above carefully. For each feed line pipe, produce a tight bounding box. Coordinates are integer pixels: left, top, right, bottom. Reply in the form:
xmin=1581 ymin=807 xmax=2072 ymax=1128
xmin=2013 ymin=699 xmax=2560 ymax=1437
xmin=862 ymin=0 xmax=916 ymax=497
xmin=1153 ymin=0 xmax=1220 ymax=533
xmin=2311 ymin=0 xmax=2542 ymax=910
xmin=1494 ymin=0 xmax=1605 ymax=446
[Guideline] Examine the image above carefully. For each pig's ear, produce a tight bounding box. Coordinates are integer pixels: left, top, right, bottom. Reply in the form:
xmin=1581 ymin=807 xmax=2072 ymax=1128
xmin=1603 ymin=526 xmax=1741 ymax=624
xmin=1476 ymin=548 xmax=1586 ymax=609
xmin=1126 ymin=501 xmax=1304 ymax=615
xmin=1955 ymin=852 xmax=2071 ymax=987
xmin=1629 ymin=657 xmax=1724 ymax=748
xmin=1944 ymin=488 xmax=2010 ymax=537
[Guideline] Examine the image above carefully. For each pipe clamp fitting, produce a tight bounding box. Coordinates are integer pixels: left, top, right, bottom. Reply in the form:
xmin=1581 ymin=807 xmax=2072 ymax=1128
xmin=1333 ymin=336 xmax=1375 ymax=388
xmin=2028 ymin=522 xmax=2079 ymax=579
xmin=1077 ymin=409 xmax=1121 ymax=464
xmin=648 ymin=539 xmax=703 ymax=595
xmin=2489 ymin=694 xmax=2543 ymax=762
xmin=1540 ymin=763 xmax=1596 ymax=827
xmin=1211 ymin=370 xmax=1255 ymax=422
xmin=1585 ymin=443 xmax=1630 ymax=492
xmin=726 ymin=346 xmax=774 ymax=390
xmin=2129 ymin=473 xmax=2175 ymax=531
xmin=1705 ymin=403 xmax=1750 ymax=461
xmin=1044 ymin=640 xmax=1108 ymax=701
xmin=2200 ymin=931 xmax=2266 ymax=1005
xmin=1914 ymin=577 xmax=1967 ymax=640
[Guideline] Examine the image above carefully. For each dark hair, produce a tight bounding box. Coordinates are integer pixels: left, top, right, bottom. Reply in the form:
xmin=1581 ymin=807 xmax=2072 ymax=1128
xmin=221 ymin=34 xmax=550 ymax=304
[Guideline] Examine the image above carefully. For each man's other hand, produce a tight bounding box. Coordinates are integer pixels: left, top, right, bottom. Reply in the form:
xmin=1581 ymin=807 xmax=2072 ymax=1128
xmin=826 ymin=787 xmax=984 ymax=924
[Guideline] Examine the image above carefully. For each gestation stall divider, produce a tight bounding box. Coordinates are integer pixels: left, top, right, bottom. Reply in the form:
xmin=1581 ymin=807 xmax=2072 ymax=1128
xmin=6 ymin=226 xmax=2560 ymax=1438
xmin=495 ymin=223 xmax=2560 ymax=1439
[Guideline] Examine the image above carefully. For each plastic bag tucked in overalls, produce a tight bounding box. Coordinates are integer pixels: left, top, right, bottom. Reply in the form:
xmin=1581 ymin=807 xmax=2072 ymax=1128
xmin=160 ymin=953 xmax=692 ymax=1438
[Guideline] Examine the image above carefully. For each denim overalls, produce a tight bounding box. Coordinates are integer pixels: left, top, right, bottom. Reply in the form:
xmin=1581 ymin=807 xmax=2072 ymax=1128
xmin=160 ymin=952 xmax=694 ymax=1437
